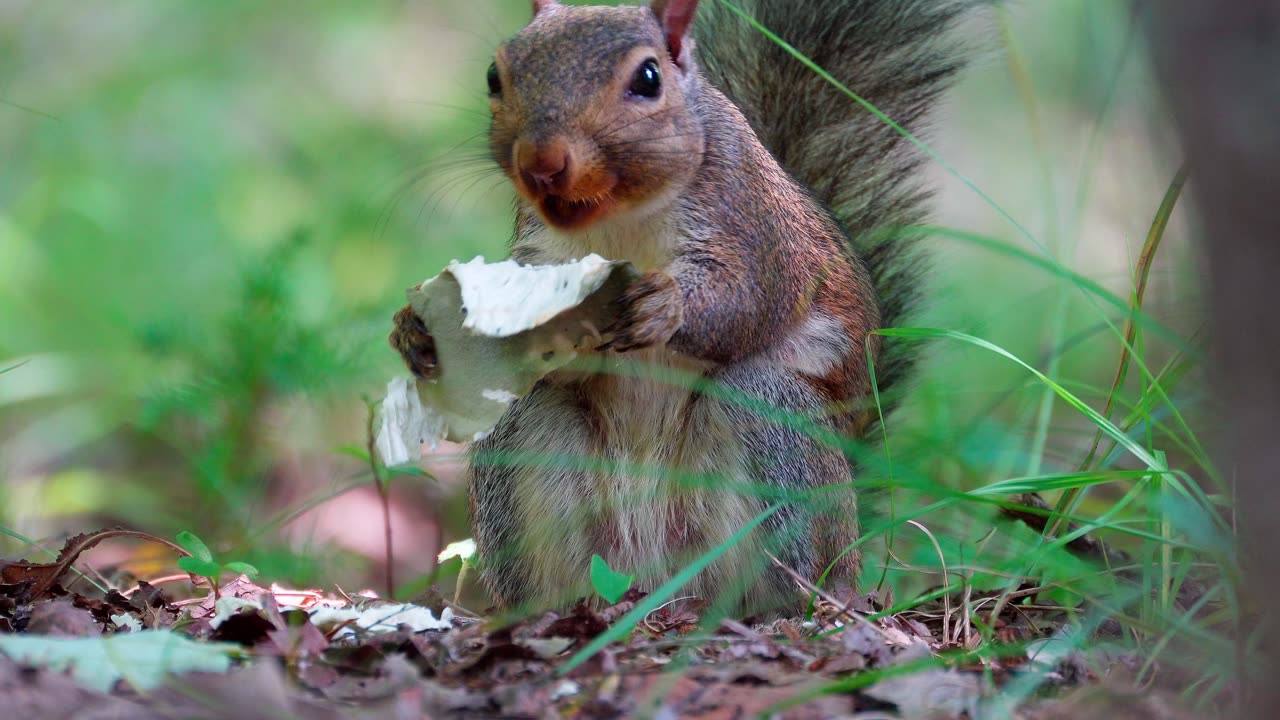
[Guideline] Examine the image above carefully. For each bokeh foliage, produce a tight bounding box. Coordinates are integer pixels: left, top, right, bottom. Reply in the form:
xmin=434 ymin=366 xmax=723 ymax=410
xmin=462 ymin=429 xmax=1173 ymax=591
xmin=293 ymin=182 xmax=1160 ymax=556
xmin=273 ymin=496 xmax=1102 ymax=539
xmin=1 ymin=0 xmax=1209 ymax=645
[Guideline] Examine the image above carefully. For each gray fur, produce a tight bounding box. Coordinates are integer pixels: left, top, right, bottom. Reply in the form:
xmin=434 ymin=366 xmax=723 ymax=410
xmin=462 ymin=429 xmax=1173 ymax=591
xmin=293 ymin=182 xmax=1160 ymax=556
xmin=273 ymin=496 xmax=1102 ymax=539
xmin=452 ymin=0 xmax=982 ymax=614
xmin=707 ymin=361 xmax=858 ymax=612
xmin=469 ymin=382 xmax=596 ymax=608
xmin=469 ymin=359 xmax=857 ymax=615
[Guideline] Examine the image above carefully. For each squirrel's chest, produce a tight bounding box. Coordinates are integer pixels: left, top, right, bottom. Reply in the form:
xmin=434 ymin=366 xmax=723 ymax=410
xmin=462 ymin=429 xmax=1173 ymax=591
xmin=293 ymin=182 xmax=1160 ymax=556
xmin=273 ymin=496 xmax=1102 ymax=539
xmin=516 ymin=213 xmax=679 ymax=272
xmin=561 ymin=347 xmax=714 ymax=465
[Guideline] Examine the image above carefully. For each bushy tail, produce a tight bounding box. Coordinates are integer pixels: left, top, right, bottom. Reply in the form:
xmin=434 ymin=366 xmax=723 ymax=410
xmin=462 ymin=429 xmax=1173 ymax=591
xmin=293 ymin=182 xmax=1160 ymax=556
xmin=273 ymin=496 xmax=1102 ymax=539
xmin=695 ymin=0 xmax=980 ymax=413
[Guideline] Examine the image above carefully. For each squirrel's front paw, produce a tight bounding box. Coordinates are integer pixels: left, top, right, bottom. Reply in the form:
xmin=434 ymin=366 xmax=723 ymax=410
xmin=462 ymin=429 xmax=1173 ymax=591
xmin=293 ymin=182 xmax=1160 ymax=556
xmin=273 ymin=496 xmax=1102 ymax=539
xmin=602 ymin=271 xmax=684 ymax=352
xmin=389 ymin=304 xmax=439 ymax=380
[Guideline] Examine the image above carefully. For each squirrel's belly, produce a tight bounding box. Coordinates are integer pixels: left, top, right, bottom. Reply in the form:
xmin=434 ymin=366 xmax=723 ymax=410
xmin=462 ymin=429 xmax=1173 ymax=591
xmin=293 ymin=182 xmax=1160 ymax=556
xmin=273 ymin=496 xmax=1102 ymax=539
xmin=583 ymin=347 xmax=707 ymax=467
xmin=570 ymin=348 xmax=765 ymax=599
xmin=495 ymin=318 xmax=855 ymax=608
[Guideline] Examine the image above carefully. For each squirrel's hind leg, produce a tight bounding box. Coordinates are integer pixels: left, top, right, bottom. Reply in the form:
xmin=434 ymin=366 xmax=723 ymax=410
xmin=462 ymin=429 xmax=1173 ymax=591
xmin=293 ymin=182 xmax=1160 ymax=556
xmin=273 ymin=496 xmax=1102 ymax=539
xmin=467 ymin=381 xmax=596 ymax=610
xmin=701 ymin=363 xmax=862 ymax=616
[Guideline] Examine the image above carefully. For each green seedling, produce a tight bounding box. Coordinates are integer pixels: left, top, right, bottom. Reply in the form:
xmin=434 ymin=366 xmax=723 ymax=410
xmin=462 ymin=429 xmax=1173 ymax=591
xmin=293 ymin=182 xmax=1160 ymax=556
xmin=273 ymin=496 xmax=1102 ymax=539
xmin=590 ymin=554 xmax=634 ymax=605
xmin=175 ymin=531 xmax=259 ymax=600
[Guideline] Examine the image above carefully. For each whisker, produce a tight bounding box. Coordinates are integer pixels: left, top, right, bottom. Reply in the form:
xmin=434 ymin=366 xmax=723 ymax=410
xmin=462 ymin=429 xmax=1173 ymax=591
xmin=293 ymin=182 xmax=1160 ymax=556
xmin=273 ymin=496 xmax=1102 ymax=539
xmin=373 ymin=141 xmax=496 ymax=241
xmin=476 ymin=175 xmax=514 ymax=205
xmin=394 ymin=100 xmax=490 ymax=119
xmin=436 ymin=130 xmax=492 ymax=161
xmin=415 ymin=156 xmax=497 ymax=174
xmin=447 ymin=166 xmax=509 ymax=218
xmin=594 ymin=106 xmax=642 ymax=139
xmin=598 ymin=131 xmax=700 ymax=149
xmin=605 ymin=150 xmax=702 ymax=159
xmin=416 ymin=167 xmax=505 ymax=228
xmin=594 ymin=105 xmax=681 ymax=141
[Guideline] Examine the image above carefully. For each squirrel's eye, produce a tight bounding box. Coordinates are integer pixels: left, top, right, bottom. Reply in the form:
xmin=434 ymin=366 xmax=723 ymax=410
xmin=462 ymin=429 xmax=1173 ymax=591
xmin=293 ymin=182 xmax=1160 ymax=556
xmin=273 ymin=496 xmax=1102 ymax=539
xmin=627 ymin=58 xmax=661 ymax=99
xmin=486 ymin=62 xmax=502 ymax=96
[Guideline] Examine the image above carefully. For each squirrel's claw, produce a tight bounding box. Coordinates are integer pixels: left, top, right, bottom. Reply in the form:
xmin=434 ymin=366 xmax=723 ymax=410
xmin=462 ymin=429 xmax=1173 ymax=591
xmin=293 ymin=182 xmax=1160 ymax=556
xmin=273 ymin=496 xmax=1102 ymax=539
xmin=602 ymin=271 xmax=684 ymax=353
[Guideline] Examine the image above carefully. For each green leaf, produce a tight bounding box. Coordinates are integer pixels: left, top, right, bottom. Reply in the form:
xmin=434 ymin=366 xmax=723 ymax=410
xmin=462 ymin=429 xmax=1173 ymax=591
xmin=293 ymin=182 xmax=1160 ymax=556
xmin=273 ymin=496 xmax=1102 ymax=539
xmin=0 ymin=630 xmax=237 ymax=692
xmin=177 ymin=556 xmax=221 ymax=578
xmin=175 ymin=531 xmax=214 ymax=563
xmin=589 ymin=554 xmax=634 ymax=604
xmin=561 ymin=505 xmax=779 ymax=675
xmin=334 ymin=445 xmax=370 ymax=462
xmin=222 ymin=561 xmax=259 ymax=577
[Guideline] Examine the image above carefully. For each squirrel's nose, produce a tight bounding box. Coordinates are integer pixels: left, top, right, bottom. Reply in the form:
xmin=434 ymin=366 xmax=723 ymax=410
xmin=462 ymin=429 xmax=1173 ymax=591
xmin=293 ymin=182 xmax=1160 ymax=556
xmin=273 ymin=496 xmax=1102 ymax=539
xmin=515 ymin=139 xmax=572 ymax=196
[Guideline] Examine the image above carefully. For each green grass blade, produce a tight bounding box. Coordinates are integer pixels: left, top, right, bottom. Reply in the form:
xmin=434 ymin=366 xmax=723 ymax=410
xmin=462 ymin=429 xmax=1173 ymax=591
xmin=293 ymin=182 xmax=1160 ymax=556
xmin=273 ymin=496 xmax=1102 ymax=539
xmin=1052 ymin=165 xmax=1190 ymax=540
xmin=886 ymin=326 xmax=1226 ymax=534
xmin=557 ymin=504 xmax=780 ymax=675
xmin=863 ymin=337 xmax=897 ymax=595
xmin=1078 ymin=164 xmax=1189 ymax=472
xmin=0 ymin=360 xmax=29 ymax=375
xmin=722 ymin=0 xmax=1206 ymax=475
xmin=878 ymin=327 xmax=1164 ymax=470
xmin=996 ymin=2 xmax=1065 ymax=483
xmin=969 ymin=470 xmax=1152 ymax=497
xmin=920 ymin=224 xmax=1193 ymax=354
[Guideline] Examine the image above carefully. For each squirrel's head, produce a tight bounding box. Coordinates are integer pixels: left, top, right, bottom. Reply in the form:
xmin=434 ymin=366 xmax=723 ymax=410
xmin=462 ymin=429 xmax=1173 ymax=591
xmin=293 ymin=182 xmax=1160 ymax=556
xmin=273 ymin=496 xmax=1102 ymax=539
xmin=488 ymin=0 xmax=705 ymax=232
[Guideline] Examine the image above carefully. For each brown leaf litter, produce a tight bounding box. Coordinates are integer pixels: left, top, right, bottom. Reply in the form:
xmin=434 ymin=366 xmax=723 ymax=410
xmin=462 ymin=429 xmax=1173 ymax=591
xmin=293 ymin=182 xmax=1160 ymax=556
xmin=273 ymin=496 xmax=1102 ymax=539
xmin=0 ymin=528 xmax=1200 ymax=719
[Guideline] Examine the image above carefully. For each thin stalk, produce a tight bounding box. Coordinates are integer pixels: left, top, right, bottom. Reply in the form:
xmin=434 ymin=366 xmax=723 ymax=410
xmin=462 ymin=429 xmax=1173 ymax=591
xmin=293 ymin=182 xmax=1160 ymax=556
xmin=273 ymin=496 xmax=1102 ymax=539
xmin=365 ymin=402 xmax=396 ymax=598
xmin=1076 ymin=164 xmax=1190 ymax=473
xmin=997 ymin=4 xmax=1064 ymax=480
xmin=1048 ymin=165 xmax=1189 ymax=540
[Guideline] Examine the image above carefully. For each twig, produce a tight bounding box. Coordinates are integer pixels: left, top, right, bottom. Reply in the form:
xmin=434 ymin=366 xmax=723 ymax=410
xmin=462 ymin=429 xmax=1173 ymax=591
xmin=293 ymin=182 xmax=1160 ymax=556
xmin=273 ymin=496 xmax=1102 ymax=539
xmin=968 ymin=585 xmax=1052 ymax=611
xmin=441 ymin=597 xmax=483 ymax=620
xmin=601 ymin=600 xmax=638 ymax=625
xmin=641 ymin=595 xmax=696 ymax=633
xmin=1000 ymin=493 xmax=1131 ymax=568
xmin=906 ymin=520 xmax=952 ymax=645
xmin=1 ymin=528 xmax=191 ymax=598
xmin=958 ymin=582 xmax=974 ymax=647
xmin=120 ymin=574 xmax=192 ymax=598
xmin=720 ymin=617 xmax=814 ymax=665
xmin=765 ymin=551 xmax=892 ymax=641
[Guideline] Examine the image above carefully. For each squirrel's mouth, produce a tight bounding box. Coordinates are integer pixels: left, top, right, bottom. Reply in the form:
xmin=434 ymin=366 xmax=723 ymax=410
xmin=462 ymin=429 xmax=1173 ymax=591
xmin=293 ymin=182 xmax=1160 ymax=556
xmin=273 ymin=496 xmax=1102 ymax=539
xmin=539 ymin=194 xmax=617 ymax=230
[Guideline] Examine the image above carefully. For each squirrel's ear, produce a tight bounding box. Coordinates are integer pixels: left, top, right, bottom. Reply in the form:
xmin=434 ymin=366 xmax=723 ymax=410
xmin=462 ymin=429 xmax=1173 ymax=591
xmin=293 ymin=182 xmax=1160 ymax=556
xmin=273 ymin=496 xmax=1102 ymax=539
xmin=650 ymin=0 xmax=698 ymax=68
xmin=532 ymin=0 xmax=558 ymax=15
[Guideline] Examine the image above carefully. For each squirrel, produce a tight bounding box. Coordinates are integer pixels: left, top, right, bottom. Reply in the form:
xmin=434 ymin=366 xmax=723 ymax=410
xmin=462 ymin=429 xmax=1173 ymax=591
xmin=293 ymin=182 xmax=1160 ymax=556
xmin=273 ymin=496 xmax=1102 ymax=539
xmin=390 ymin=0 xmax=979 ymax=615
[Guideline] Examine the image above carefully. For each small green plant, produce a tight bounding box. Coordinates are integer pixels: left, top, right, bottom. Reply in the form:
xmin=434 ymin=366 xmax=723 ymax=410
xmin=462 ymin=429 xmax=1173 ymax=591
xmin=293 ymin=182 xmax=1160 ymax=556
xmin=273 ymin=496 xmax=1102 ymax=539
xmin=437 ymin=538 xmax=477 ymax=605
xmin=175 ymin=531 xmax=259 ymax=600
xmin=589 ymin=554 xmax=634 ymax=605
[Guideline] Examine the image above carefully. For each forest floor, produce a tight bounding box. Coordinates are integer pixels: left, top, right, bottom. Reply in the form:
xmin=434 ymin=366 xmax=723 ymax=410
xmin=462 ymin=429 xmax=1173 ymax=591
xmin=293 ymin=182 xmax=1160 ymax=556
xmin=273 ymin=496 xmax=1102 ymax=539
xmin=1 ymin=529 xmax=1195 ymax=719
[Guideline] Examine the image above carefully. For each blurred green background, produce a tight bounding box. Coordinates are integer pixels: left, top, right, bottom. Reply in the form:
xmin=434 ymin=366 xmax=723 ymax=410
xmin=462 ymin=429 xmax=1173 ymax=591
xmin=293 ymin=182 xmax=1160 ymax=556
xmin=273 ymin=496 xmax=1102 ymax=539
xmin=0 ymin=1 xmax=1202 ymax=600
